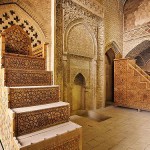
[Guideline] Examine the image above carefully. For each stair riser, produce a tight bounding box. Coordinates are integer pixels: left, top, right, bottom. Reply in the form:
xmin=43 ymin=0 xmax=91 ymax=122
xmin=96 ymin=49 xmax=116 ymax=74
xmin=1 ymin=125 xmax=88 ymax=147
xmin=14 ymin=105 xmax=70 ymax=136
xmin=3 ymin=54 xmax=46 ymax=70
xmin=19 ymin=128 xmax=82 ymax=150
xmin=5 ymin=70 xmax=53 ymax=87
xmin=9 ymin=87 xmax=60 ymax=108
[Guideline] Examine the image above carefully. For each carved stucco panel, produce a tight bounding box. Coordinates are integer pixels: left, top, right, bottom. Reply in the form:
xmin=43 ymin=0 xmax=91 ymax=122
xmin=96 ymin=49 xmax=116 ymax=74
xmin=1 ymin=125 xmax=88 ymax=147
xmin=63 ymin=1 xmax=101 ymax=38
xmin=56 ymin=0 xmax=105 ymax=109
xmin=66 ymin=23 xmax=95 ymax=57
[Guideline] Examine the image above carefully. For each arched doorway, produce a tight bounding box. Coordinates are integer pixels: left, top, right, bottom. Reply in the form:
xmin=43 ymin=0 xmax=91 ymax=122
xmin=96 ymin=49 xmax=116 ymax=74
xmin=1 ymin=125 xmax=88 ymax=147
xmin=105 ymin=49 xmax=115 ymax=106
xmin=72 ymin=73 xmax=85 ymax=112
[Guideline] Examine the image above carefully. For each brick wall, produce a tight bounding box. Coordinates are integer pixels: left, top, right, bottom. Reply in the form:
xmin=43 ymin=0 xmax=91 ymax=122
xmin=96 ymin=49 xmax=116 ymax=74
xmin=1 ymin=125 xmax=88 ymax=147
xmin=21 ymin=0 xmax=51 ymax=40
xmin=104 ymin=0 xmax=123 ymax=53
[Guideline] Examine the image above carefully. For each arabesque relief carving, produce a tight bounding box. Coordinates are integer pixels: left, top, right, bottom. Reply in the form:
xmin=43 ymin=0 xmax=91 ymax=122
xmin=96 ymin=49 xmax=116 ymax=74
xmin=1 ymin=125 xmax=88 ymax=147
xmin=0 ymin=24 xmax=82 ymax=149
xmin=9 ymin=86 xmax=60 ymax=108
xmin=5 ymin=25 xmax=32 ymax=55
xmin=56 ymin=0 xmax=105 ymax=110
xmin=67 ymin=23 xmax=94 ymax=57
xmin=5 ymin=69 xmax=53 ymax=87
xmin=3 ymin=54 xmax=46 ymax=70
xmin=15 ymin=105 xmax=70 ymax=136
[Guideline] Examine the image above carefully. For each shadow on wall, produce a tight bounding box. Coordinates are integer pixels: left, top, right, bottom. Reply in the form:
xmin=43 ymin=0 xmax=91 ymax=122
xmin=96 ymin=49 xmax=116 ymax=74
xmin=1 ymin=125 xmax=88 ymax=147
xmin=125 ymin=40 xmax=150 ymax=73
xmin=105 ymin=49 xmax=115 ymax=106
xmin=72 ymin=73 xmax=86 ymax=112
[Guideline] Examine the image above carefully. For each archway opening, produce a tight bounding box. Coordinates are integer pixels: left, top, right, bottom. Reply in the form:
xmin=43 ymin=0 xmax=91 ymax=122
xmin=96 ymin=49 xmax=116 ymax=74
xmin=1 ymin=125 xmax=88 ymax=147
xmin=126 ymin=41 xmax=150 ymax=74
xmin=105 ymin=49 xmax=115 ymax=106
xmin=72 ymin=73 xmax=86 ymax=112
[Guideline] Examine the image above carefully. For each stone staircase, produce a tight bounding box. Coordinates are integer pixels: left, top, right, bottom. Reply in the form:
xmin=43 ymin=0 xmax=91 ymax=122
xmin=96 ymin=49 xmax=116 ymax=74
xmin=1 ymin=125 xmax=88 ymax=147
xmin=114 ymin=59 xmax=150 ymax=111
xmin=0 ymin=27 xmax=82 ymax=150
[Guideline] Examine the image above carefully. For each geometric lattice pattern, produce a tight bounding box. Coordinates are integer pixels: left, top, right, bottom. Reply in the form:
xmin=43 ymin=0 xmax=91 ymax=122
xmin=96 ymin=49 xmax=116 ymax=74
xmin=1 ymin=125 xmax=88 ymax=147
xmin=0 ymin=10 xmax=41 ymax=47
xmin=114 ymin=59 xmax=150 ymax=110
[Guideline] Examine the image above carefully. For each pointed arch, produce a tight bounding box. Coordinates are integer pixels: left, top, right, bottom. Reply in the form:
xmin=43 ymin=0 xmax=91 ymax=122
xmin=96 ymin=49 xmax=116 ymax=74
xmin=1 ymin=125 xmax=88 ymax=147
xmin=72 ymin=73 xmax=86 ymax=112
xmin=74 ymin=73 xmax=86 ymax=86
xmin=126 ymin=40 xmax=150 ymax=73
xmin=105 ymin=41 xmax=122 ymax=58
xmin=65 ymin=18 xmax=97 ymax=58
xmin=125 ymin=40 xmax=150 ymax=58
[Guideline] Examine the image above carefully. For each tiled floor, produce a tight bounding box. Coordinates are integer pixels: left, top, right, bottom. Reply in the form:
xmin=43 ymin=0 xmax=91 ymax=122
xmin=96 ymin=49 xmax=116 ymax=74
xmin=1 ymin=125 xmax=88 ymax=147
xmin=71 ymin=106 xmax=150 ymax=150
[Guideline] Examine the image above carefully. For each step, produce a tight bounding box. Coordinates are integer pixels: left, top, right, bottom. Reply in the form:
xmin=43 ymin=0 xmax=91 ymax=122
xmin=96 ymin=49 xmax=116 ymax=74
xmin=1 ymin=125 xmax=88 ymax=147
xmin=5 ymin=69 xmax=53 ymax=87
xmin=15 ymin=121 xmax=82 ymax=150
xmin=3 ymin=53 xmax=46 ymax=70
xmin=12 ymin=102 xmax=70 ymax=136
xmin=9 ymin=86 xmax=60 ymax=108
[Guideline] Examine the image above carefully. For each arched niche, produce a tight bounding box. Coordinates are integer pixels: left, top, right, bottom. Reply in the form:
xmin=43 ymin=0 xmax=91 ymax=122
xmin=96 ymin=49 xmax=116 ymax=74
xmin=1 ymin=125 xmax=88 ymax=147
xmin=0 ymin=4 xmax=46 ymax=47
xmin=125 ymin=40 xmax=150 ymax=73
xmin=125 ymin=40 xmax=150 ymax=58
xmin=65 ymin=19 xmax=96 ymax=58
xmin=72 ymin=73 xmax=86 ymax=112
xmin=135 ymin=56 xmax=145 ymax=68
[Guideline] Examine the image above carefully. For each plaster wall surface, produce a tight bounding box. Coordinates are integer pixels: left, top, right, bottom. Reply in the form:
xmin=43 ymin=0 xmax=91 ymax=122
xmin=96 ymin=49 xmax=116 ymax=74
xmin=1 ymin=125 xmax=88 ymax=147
xmin=104 ymin=0 xmax=123 ymax=53
xmin=123 ymin=0 xmax=150 ymax=57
